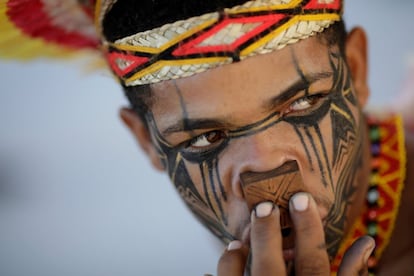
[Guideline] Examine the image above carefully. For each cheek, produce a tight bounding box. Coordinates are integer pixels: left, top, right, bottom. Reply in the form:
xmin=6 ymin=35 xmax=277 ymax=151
xmin=172 ymin=158 xmax=232 ymax=232
xmin=172 ymin=153 xmax=250 ymax=240
xmin=183 ymin=161 xmax=210 ymax=204
xmin=330 ymin=96 xmax=363 ymax=177
xmin=295 ymin=115 xmax=336 ymax=212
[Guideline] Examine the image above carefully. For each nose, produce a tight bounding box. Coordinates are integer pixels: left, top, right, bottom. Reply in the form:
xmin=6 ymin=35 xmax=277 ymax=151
xmin=233 ymin=122 xmax=294 ymax=174
xmin=230 ymin=122 xmax=298 ymax=196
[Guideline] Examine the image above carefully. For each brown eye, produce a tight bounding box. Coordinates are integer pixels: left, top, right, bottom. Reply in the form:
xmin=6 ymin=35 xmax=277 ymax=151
xmin=189 ymin=131 xmax=225 ymax=148
xmin=284 ymin=95 xmax=322 ymax=115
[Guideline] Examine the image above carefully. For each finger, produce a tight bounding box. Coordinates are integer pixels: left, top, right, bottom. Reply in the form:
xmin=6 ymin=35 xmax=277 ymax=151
xmin=338 ymin=235 xmax=375 ymax=276
xmin=290 ymin=192 xmax=330 ymax=275
xmin=250 ymin=201 xmax=286 ymax=275
xmin=217 ymin=240 xmax=249 ymax=276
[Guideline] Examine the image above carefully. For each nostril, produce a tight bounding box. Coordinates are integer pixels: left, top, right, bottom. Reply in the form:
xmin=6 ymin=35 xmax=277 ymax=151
xmin=232 ymin=180 xmax=245 ymax=200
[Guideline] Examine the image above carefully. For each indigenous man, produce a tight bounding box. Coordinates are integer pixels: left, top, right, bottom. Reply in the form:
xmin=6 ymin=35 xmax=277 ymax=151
xmin=1 ymin=0 xmax=413 ymax=275
xmin=100 ymin=0 xmax=414 ymax=274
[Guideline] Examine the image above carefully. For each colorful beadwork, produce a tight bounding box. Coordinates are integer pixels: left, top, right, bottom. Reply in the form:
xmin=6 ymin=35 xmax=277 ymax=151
xmin=331 ymin=114 xmax=406 ymax=275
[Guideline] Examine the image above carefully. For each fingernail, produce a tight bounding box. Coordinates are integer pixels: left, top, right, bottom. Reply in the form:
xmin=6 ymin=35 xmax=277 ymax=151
xmin=227 ymin=240 xmax=242 ymax=251
xmin=363 ymin=240 xmax=376 ymax=263
xmin=254 ymin=201 xmax=274 ymax=218
xmin=292 ymin=192 xmax=309 ymax=211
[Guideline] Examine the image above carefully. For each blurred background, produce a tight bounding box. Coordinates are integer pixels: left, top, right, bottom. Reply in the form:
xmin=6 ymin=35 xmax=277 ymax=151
xmin=0 ymin=1 xmax=413 ymax=276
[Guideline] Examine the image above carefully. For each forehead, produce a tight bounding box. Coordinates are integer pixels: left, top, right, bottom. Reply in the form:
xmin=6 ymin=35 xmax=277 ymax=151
xmin=150 ymin=35 xmax=334 ymax=129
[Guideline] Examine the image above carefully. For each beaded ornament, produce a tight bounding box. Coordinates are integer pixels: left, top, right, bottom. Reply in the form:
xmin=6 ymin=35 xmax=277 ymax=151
xmin=331 ymin=114 xmax=406 ymax=275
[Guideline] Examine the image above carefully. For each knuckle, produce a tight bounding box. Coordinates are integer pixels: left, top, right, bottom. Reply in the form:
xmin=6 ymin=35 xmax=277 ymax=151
xmin=296 ymin=257 xmax=329 ymax=275
xmin=252 ymin=212 xmax=281 ymax=241
xmin=218 ymin=251 xmax=234 ymax=266
xmin=253 ymin=219 xmax=274 ymax=238
xmin=217 ymin=248 xmax=247 ymax=276
xmin=218 ymin=248 xmax=246 ymax=266
xmin=295 ymin=218 xmax=321 ymax=234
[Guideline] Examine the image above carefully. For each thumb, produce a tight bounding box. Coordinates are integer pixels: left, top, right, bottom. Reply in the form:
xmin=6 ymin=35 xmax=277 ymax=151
xmin=217 ymin=240 xmax=249 ymax=276
xmin=338 ymin=235 xmax=375 ymax=276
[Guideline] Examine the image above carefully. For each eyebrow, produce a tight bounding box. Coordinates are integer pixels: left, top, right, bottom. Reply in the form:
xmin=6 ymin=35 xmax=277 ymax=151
xmin=161 ymin=118 xmax=236 ymax=137
xmin=264 ymin=71 xmax=333 ymax=111
xmin=161 ymin=71 xmax=333 ymax=137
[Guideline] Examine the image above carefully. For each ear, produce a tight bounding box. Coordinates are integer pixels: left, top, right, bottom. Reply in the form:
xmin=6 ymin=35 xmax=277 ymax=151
xmin=345 ymin=27 xmax=370 ymax=108
xmin=120 ymin=108 xmax=165 ymax=171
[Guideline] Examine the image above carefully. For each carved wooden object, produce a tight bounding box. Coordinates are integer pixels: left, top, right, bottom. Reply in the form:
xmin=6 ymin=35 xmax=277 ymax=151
xmin=240 ymin=161 xmax=307 ymax=249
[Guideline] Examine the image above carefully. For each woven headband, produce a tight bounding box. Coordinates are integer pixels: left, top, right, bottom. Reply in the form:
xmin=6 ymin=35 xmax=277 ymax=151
xmin=98 ymin=0 xmax=342 ymax=86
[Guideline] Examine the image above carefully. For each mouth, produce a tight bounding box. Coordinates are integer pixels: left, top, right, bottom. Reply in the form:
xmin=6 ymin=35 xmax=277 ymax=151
xmin=279 ymin=207 xmax=294 ymax=249
xmin=282 ymin=226 xmax=295 ymax=261
xmin=281 ymin=227 xmax=292 ymax=238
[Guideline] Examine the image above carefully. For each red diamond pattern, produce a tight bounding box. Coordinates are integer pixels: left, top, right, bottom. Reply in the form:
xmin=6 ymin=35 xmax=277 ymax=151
xmin=107 ymin=52 xmax=149 ymax=77
xmin=304 ymin=0 xmax=341 ymax=10
xmin=172 ymin=14 xmax=286 ymax=57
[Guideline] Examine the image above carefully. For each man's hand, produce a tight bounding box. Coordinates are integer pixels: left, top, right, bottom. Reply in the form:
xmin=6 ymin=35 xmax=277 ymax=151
xmin=217 ymin=193 xmax=375 ymax=276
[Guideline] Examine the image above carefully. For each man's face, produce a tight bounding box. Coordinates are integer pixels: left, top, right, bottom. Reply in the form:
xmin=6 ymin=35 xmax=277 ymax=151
xmin=145 ymin=35 xmax=365 ymax=258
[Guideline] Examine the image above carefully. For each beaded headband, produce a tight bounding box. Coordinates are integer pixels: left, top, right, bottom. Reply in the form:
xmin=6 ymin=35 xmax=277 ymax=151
xmin=98 ymin=0 xmax=343 ymax=86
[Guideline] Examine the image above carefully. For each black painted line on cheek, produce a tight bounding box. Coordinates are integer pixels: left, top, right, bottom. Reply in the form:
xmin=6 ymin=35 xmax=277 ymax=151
xmin=328 ymin=51 xmax=342 ymax=90
xmin=146 ymin=112 xmax=175 ymax=149
xmin=200 ymin=162 xmax=220 ymax=220
xmin=145 ymin=97 xmax=234 ymax=240
xmin=170 ymin=153 xmax=182 ymax=184
xmin=213 ymin=158 xmax=227 ymax=201
xmin=207 ymin=159 xmax=228 ymax=225
xmin=293 ymin=125 xmax=314 ymax=171
xmin=304 ymin=126 xmax=329 ymax=188
xmin=330 ymin=107 xmax=356 ymax=169
xmin=145 ymin=116 xmax=176 ymax=174
xmin=324 ymin=141 xmax=360 ymax=257
xmin=314 ymin=123 xmax=334 ymax=189
xmin=329 ymin=60 xmax=358 ymax=169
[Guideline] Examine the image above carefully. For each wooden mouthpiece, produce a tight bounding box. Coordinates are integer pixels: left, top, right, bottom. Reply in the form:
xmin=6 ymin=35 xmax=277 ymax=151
xmin=240 ymin=161 xmax=306 ymax=249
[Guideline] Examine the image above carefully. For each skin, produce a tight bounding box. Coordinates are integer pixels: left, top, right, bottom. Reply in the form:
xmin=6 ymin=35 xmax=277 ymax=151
xmin=120 ymin=27 xmax=414 ymax=275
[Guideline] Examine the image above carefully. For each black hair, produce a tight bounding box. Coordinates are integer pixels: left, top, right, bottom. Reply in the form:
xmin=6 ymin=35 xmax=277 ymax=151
xmin=103 ymin=0 xmax=249 ymax=41
xmin=104 ymin=1 xmax=347 ymax=124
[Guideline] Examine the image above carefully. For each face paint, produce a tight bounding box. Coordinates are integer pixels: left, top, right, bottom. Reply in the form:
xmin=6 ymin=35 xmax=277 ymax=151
xmin=240 ymin=160 xmax=306 ymax=249
xmin=145 ymin=40 xmax=364 ymax=259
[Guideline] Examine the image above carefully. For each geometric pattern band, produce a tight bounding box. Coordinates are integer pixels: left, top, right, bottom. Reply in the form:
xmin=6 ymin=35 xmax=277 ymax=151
xmin=99 ymin=0 xmax=342 ymax=86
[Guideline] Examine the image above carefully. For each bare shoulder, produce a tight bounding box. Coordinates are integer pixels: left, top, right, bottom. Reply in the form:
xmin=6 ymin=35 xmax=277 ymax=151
xmin=400 ymin=126 xmax=414 ymax=224
xmin=403 ymin=127 xmax=414 ymax=200
xmin=401 ymin=125 xmax=414 ymax=216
